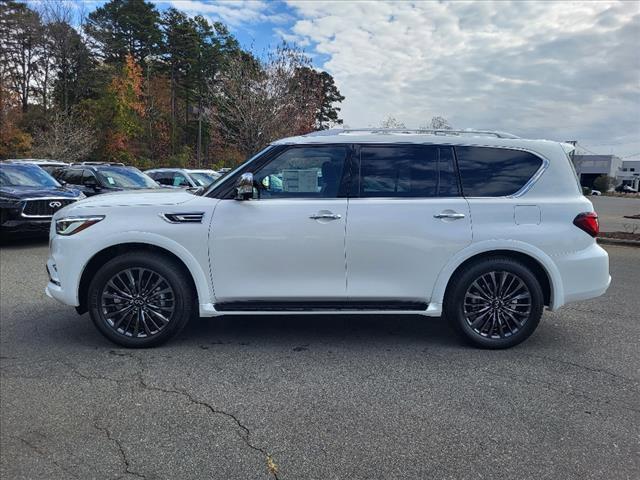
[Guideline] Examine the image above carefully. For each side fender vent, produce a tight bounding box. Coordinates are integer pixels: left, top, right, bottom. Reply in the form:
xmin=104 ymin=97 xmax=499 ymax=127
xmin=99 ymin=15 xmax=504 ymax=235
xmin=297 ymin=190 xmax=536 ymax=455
xmin=160 ymin=212 xmax=205 ymax=224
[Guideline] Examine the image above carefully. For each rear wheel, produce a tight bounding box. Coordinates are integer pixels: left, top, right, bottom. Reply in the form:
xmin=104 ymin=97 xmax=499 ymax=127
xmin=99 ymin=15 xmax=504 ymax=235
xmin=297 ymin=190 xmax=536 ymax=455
xmin=88 ymin=251 xmax=195 ymax=348
xmin=444 ymin=257 xmax=544 ymax=349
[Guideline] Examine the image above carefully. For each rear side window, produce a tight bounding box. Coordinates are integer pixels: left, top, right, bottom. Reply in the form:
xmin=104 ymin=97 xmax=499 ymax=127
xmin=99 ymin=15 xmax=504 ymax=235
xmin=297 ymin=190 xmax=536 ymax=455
xmin=359 ymin=145 xmax=459 ymax=197
xmin=455 ymin=147 xmax=543 ymax=196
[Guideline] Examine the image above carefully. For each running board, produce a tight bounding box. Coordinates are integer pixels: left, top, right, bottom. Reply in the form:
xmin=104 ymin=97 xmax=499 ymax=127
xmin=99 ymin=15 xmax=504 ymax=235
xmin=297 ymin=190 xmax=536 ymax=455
xmin=214 ymin=301 xmax=428 ymax=312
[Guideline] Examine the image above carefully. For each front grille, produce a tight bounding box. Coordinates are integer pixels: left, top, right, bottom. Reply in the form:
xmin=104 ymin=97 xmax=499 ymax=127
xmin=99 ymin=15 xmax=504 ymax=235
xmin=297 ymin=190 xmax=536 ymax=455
xmin=22 ymin=198 xmax=76 ymax=218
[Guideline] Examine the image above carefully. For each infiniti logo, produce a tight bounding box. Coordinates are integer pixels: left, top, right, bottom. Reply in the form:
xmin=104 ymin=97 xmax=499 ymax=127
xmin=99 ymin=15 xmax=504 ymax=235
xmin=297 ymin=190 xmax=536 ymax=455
xmin=49 ymin=201 xmax=63 ymax=208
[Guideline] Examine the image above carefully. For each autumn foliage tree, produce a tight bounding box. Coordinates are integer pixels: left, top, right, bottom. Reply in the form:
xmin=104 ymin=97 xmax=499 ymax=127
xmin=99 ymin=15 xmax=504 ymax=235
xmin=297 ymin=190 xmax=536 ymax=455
xmin=0 ymin=0 xmax=345 ymax=168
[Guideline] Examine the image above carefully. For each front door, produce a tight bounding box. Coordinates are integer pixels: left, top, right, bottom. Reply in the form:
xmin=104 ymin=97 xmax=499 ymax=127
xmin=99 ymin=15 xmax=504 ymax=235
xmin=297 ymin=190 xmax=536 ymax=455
xmin=346 ymin=144 xmax=472 ymax=304
xmin=210 ymin=145 xmax=351 ymax=304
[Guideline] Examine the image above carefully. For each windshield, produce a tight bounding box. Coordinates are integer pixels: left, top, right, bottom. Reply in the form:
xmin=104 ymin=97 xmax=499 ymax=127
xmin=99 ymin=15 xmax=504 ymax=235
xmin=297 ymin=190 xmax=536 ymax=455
xmin=96 ymin=167 xmax=158 ymax=188
xmin=190 ymin=171 xmax=220 ymax=186
xmin=0 ymin=164 xmax=61 ymax=188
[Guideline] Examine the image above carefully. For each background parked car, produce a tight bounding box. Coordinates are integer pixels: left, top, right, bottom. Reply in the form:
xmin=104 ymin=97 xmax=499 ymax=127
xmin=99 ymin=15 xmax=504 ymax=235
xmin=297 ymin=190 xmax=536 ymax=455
xmin=53 ymin=162 xmax=160 ymax=196
xmin=590 ymin=189 xmax=602 ymax=196
xmin=145 ymin=168 xmax=221 ymax=194
xmin=615 ymin=184 xmax=638 ymax=193
xmin=0 ymin=162 xmax=84 ymax=234
xmin=6 ymin=159 xmax=69 ymax=176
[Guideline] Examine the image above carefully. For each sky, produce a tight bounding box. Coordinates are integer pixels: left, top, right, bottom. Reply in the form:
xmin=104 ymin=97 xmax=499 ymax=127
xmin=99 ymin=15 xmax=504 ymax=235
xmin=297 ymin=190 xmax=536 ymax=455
xmin=70 ymin=1 xmax=640 ymax=158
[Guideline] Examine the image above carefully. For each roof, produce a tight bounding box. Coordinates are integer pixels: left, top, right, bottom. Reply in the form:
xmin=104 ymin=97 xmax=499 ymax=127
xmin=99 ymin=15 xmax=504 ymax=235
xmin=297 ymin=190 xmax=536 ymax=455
xmin=271 ymin=128 xmax=561 ymax=152
xmin=4 ymin=159 xmax=67 ymax=165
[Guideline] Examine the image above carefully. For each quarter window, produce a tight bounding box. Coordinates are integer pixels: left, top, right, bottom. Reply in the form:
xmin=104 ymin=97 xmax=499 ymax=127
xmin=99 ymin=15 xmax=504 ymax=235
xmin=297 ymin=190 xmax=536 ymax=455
xmin=455 ymin=146 xmax=543 ymax=196
xmin=253 ymin=146 xmax=348 ymax=199
xmin=359 ymin=145 xmax=459 ymax=197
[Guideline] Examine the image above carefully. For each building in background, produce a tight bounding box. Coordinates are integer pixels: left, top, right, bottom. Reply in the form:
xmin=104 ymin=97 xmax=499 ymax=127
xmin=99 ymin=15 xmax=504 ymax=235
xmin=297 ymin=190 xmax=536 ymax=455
xmin=572 ymin=154 xmax=622 ymax=189
xmin=572 ymin=154 xmax=640 ymax=190
xmin=618 ymin=160 xmax=640 ymax=190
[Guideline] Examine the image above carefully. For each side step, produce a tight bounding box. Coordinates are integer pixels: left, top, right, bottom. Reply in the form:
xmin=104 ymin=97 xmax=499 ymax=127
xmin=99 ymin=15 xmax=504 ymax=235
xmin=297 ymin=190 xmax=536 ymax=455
xmin=214 ymin=301 xmax=428 ymax=312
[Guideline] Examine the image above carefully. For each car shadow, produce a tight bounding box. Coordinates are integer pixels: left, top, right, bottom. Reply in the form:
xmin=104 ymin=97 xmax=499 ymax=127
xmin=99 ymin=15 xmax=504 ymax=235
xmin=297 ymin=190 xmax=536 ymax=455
xmin=0 ymin=234 xmax=48 ymax=248
xmin=176 ymin=313 xmax=461 ymax=349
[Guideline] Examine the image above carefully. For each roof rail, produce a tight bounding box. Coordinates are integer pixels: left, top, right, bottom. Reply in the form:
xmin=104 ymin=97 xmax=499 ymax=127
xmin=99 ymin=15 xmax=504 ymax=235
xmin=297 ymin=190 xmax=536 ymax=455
xmin=71 ymin=161 xmax=126 ymax=166
xmin=305 ymin=128 xmax=519 ymax=139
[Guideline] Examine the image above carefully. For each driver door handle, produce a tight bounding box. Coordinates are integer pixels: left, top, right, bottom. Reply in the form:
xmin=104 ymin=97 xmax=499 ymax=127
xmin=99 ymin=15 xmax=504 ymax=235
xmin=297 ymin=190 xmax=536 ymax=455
xmin=309 ymin=213 xmax=342 ymax=220
xmin=433 ymin=212 xmax=465 ymax=219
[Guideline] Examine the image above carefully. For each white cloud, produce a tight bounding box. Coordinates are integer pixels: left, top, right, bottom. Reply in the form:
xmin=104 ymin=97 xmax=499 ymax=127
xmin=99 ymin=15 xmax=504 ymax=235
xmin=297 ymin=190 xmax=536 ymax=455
xmin=285 ymin=0 xmax=640 ymax=155
xmin=165 ymin=0 xmax=290 ymax=27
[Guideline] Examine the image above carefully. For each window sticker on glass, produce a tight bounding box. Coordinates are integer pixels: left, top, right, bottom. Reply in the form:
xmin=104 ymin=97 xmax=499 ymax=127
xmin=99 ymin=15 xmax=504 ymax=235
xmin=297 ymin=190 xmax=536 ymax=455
xmin=282 ymin=169 xmax=318 ymax=192
xmin=107 ymin=177 xmax=116 ymax=185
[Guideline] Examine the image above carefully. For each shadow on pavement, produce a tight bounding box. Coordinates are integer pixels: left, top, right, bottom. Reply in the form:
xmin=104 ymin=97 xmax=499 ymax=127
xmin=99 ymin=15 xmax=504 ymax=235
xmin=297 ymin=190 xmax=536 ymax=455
xmin=0 ymin=234 xmax=48 ymax=249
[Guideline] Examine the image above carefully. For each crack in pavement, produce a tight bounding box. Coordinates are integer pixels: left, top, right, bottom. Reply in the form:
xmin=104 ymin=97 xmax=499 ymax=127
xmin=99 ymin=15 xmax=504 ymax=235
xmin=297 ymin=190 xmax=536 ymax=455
xmin=10 ymin=434 xmax=80 ymax=479
xmin=92 ymin=420 xmax=147 ymax=480
xmin=55 ymin=350 xmax=280 ymax=480
xmin=522 ymin=353 xmax=639 ymax=384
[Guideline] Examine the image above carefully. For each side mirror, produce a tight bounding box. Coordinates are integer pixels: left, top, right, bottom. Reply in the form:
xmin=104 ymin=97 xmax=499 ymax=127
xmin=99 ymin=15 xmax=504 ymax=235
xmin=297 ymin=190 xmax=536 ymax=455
xmin=188 ymin=186 xmax=205 ymax=196
xmin=235 ymin=172 xmax=254 ymax=200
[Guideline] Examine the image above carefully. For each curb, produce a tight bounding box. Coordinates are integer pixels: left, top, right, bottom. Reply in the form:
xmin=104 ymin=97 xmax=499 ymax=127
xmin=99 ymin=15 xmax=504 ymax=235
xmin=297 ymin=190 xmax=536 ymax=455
xmin=597 ymin=237 xmax=640 ymax=248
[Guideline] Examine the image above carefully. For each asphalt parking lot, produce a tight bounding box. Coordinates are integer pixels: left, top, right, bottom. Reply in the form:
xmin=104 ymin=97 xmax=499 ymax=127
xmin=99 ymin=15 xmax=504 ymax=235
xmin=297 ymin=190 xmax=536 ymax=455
xmin=1 ymin=239 xmax=639 ymax=480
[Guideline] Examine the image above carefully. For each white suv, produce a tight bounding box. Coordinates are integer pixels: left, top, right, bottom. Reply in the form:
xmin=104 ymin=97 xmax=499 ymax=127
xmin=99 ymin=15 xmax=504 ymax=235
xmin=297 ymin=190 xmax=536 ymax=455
xmin=45 ymin=129 xmax=610 ymax=349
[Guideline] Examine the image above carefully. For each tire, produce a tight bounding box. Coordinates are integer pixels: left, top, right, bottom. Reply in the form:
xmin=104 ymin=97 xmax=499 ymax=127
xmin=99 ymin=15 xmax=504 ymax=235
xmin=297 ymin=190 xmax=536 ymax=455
xmin=87 ymin=251 xmax=195 ymax=348
xmin=444 ymin=256 xmax=544 ymax=349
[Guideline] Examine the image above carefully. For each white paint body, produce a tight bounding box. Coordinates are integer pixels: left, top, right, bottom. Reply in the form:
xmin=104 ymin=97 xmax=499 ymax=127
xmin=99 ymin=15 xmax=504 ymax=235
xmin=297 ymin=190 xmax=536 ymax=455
xmin=46 ymin=133 xmax=611 ymax=317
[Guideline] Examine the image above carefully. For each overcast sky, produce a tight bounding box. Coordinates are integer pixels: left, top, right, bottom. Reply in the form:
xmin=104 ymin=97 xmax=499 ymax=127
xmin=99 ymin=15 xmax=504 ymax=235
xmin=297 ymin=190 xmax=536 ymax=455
xmin=85 ymin=1 xmax=640 ymax=158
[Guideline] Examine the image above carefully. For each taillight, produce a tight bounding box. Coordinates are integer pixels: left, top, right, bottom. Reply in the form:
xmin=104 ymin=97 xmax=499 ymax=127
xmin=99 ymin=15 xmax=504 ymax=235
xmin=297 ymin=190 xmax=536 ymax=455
xmin=573 ymin=212 xmax=599 ymax=237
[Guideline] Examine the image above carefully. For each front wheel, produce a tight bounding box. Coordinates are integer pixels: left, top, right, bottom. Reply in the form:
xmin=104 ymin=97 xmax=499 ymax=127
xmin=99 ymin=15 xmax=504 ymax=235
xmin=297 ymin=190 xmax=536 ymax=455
xmin=87 ymin=251 xmax=195 ymax=348
xmin=444 ymin=257 xmax=544 ymax=349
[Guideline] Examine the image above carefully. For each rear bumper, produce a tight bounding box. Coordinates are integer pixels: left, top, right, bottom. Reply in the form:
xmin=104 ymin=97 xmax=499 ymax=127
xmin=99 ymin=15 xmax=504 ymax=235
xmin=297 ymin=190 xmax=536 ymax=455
xmin=554 ymin=242 xmax=611 ymax=308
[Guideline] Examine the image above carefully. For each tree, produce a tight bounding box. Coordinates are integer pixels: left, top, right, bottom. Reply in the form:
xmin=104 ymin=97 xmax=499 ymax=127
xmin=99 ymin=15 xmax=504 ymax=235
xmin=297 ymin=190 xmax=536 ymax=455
xmin=89 ymin=54 xmax=145 ymax=162
xmin=293 ymin=67 xmax=344 ymax=130
xmin=428 ymin=116 xmax=452 ymax=130
xmin=31 ymin=109 xmax=96 ymax=162
xmin=593 ymin=175 xmax=615 ymax=192
xmin=380 ymin=116 xmax=406 ymax=128
xmin=0 ymin=1 xmax=44 ymax=111
xmin=84 ymin=0 xmax=162 ymax=64
xmin=208 ymin=45 xmax=323 ymax=156
xmin=0 ymin=76 xmax=32 ymax=158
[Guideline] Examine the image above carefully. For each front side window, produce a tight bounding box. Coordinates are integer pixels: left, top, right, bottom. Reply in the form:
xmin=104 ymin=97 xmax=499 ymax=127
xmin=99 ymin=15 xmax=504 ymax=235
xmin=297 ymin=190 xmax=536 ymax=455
xmin=253 ymin=146 xmax=348 ymax=199
xmin=172 ymin=173 xmax=190 ymax=187
xmin=63 ymin=169 xmax=83 ymax=185
xmin=455 ymin=146 xmax=543 ymax=196
xmin=358 ymin=145 xmax=459 ymax=197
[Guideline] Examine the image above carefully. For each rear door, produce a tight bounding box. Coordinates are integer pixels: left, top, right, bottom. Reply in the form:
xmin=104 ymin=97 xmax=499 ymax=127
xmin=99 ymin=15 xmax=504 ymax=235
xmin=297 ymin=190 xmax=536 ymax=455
xmin=346 ymin=144 xmax=472 ymax=304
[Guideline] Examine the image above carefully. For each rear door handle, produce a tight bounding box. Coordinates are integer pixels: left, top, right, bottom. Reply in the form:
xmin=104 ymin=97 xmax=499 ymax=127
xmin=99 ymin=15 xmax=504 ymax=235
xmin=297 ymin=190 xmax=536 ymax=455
xmin=309 ymin=213 xmax=342 ymax=220
xmin=434 ymin=212 xmax=465 ymax=219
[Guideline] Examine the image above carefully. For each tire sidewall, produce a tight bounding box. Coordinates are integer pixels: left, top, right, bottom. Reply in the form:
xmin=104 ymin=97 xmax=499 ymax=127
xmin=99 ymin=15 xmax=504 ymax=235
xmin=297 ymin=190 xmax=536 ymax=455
xmin=88 ymin=252 xmax=194 ymax=348
xmin=445 ymin=258 xmax=544 ymax=349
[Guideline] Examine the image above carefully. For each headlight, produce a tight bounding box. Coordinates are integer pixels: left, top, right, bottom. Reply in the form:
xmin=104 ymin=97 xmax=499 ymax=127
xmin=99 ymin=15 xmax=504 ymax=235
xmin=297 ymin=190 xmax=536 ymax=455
xmin=0 ymin=196 xmax=21 ymax=208
xmin=56 ymin=215 xmax=105 ymax=236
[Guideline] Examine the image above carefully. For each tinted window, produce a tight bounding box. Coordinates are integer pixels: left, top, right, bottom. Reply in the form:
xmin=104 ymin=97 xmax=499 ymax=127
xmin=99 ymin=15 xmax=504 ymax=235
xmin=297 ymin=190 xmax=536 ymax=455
xmin=359 ymin=145 xmax=459 ymax=197
xmin=254 ymin=146 xmax=348 ymax=198
xmin=63 ymin=169 xmax=83 ymax=185
xmin=455 ymin=147 xmax=543 ymax=196
xmin=82 ymin=170 xmax=97 ymax=185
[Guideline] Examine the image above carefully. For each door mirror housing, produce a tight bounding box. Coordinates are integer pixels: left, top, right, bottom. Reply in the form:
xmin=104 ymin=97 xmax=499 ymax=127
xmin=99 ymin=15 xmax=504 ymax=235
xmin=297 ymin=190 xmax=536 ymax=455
xmin=188 ymin=186 xmax=205 ymax=196
xmin=235 ymin=172 xmax=254 ymax=200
